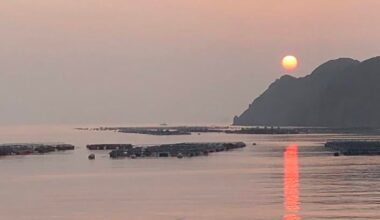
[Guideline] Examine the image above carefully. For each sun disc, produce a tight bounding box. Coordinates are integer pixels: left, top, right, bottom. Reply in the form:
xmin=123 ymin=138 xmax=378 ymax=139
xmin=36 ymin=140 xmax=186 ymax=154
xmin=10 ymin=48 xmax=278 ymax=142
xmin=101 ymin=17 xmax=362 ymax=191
xmin=282 ymin=55 xmax=298 ymax=71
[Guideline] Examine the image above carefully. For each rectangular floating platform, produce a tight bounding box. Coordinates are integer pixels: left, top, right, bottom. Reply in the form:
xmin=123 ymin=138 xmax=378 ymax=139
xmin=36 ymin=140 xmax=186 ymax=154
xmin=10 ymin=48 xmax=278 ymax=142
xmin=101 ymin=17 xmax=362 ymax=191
xmin=0 ymin=143 xmax=75 ymax=156
xmin=109 ymin=142 xmax=247 ymax=159
xmin=87 ymin=144 xmax=133 ymax=150
xmin=325 ymin=141 xmax=380 ymax=155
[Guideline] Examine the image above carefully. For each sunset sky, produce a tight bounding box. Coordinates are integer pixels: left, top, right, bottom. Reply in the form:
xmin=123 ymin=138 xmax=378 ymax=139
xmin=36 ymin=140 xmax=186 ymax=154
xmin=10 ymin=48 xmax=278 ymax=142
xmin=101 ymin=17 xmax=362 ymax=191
xmin=1 ymin=0 xmax=380 ymax=125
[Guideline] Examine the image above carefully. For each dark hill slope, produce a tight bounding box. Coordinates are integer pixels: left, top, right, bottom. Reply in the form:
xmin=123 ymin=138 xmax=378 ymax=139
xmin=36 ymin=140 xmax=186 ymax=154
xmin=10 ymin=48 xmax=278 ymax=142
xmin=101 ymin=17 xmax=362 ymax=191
xmin=234 ymin=57 xmax=380 ymax=127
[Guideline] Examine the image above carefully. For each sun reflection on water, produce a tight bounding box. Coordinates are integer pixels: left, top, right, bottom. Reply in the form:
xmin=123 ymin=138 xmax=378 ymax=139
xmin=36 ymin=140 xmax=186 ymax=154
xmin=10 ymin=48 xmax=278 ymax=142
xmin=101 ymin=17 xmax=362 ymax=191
xmin=284 ymin=144 xmax=300 ymax=220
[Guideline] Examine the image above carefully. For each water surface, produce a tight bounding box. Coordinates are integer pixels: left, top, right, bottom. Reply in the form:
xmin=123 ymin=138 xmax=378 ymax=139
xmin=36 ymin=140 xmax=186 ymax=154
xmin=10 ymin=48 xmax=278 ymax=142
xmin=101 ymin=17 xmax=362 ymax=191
xmin=0 ymin=125 xmax=379 ymax=220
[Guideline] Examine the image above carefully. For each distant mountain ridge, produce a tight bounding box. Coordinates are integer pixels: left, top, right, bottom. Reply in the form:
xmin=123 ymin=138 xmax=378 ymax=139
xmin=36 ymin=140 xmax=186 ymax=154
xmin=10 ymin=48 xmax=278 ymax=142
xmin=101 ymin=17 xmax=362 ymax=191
xmin=233 ymin=56 xmax=380 ymax=127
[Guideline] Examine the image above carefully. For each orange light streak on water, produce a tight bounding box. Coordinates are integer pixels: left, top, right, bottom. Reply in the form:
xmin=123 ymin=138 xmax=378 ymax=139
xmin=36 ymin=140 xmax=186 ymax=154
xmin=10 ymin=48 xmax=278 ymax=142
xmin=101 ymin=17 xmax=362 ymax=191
xmin=284 ymin=144 xmax=300 ymax=220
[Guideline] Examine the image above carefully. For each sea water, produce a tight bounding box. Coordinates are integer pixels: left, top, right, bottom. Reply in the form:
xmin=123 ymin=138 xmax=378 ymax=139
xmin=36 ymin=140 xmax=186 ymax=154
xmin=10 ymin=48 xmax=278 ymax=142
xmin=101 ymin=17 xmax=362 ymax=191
xmin=0 ymin=125 xmax=379 ymax=220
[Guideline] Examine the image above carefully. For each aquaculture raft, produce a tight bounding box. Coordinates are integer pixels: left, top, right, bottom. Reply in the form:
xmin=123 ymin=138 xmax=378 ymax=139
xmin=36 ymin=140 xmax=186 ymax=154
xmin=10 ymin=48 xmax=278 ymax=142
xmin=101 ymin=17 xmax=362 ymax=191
xmin=109 ymin=142 xmax=246 ymax=159
xmin=0 ymin=143 xmax=75 ymax=156
xmin=325 ymin=141 xmax=380 ymax=155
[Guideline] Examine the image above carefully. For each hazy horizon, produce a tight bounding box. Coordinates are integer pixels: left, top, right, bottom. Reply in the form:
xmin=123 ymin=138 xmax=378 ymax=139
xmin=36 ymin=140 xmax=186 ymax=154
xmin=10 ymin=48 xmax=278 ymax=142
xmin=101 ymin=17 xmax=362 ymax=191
xmin=1 ymin=0 xmax=380 ymax=125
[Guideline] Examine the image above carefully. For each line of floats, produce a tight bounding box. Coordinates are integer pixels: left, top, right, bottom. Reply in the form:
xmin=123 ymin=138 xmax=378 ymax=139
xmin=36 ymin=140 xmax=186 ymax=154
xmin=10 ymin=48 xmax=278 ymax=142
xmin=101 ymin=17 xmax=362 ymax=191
xmin=0 ymin=142 xmax=247 ymax=159
xmin=1 ymin=140 xmax=380 ymax=159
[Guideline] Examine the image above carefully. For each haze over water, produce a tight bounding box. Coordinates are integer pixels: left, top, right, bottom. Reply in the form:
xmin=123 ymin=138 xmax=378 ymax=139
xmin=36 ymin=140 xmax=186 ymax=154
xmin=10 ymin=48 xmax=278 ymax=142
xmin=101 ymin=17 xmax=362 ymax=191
xmin=1 ymin=125 xmax=379 ymax=220
xmin=2 ymin=1 xmax=380 ymax=125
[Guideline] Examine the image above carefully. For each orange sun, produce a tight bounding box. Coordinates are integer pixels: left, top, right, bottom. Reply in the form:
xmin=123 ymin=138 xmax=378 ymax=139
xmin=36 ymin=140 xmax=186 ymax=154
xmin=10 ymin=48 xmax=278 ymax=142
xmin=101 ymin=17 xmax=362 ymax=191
xmin=282 ymin=55 xmax=298 ymax=72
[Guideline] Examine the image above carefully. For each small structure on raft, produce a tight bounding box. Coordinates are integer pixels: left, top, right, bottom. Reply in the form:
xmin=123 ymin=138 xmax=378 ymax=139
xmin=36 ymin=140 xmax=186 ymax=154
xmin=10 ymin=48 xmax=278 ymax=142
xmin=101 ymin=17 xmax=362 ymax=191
xmin=0 ymin=143 xmax=75 ymax=156
xmin=108 ymin=142 xmax=246 ymax=159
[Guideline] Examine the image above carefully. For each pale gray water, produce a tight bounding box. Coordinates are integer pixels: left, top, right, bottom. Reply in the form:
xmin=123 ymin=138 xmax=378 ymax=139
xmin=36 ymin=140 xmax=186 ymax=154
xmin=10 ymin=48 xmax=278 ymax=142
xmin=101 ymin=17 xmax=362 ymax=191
xmin=0 ymin=125 xmax=379 ymax=220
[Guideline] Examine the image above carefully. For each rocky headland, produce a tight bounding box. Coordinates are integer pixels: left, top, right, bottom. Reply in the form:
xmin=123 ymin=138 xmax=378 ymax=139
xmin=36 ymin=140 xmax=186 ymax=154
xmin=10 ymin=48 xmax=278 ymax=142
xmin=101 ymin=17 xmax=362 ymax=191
xmin=234 ymin=57 xmax=380 ymax=127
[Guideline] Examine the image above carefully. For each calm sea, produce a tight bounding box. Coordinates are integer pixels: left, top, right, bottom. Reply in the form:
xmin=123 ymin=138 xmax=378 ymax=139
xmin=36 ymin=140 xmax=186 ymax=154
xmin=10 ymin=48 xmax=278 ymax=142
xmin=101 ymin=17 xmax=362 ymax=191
xmin=0 ymin=125 xmax=379 ymax=220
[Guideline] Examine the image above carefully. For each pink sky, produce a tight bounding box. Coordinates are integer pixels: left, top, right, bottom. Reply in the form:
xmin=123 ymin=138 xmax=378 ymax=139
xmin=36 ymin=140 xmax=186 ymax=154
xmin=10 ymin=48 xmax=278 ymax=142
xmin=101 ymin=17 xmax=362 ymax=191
xmin=1 ymin=0 xmax=380 ymax=124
